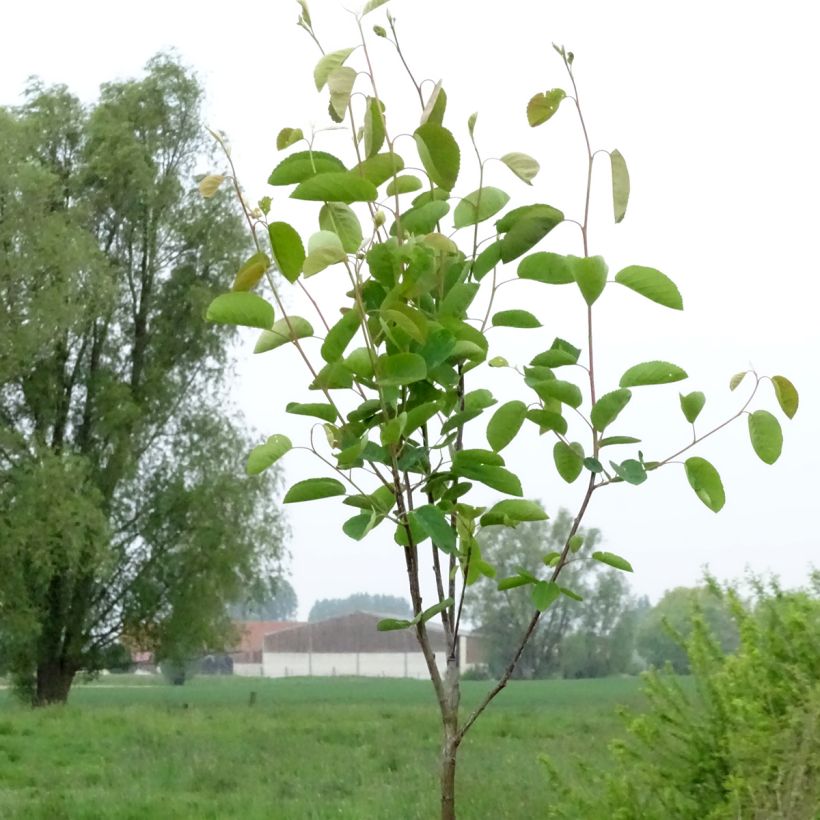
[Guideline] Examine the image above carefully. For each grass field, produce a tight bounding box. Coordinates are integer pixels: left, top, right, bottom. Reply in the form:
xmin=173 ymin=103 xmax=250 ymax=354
xmin=0 ymin=675 xmax=644 ymax=819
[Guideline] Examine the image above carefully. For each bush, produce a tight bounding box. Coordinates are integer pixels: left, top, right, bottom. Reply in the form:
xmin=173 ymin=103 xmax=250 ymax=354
xmin=543 ymin=574 xmax=820 ymax=819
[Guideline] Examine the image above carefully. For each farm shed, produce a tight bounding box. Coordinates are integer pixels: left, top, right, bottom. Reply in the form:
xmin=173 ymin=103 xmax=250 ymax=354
xmin=262 ymin=611 xmax=484 ymax=679
xmin=229 ymin=621 xmax=301 ymax=676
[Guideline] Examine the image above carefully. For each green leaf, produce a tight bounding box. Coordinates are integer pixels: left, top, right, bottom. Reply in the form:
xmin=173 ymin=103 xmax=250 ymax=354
xmin=533 ymin=380 xmax=583 ymax=408
xmin=518 ymin=252 xmax=574 ymax=285
xmin=283 ymin=477 xmax=346 ymax=503
xmin=314 ymin=47 xmax=356 ymax=91
xmin=554 ymin=441 xmax=584 ymax=483
xmin=491 ymin=309 xmax=542 ymax=329
xmin=414 ymin=123 xmax=460 ymax=190
xmin=343 ymin=512 xmax=377 ymax=541
xmin=532 ymin=580 xmax=561 ymax=611
xmin=526 ymin=409 xmax=568 ymax=436
xmin=206 ymin=292 xmax=274 ymax=329
xmin=361 ymin=0 xmax=389 ymax=16
xmin=292 ymin=172 xmax=378 ymax=203
xmin=486 ymin=401 xmax=527 ymax=452
xmin=615 ymin=265 xmax=683 ymax=310
xmin=246 ymin=434 xmax=292 ymax=476
xmin=380 ymin=412 xmax=407 ymax=446
xmin=318 ymin=203 xmax=363 ymax=253
xmin=592 ymin=551 xmax=633 ymax=573
xmin=322 ymin=310 xmax=362 ymax=362
xmin=418 ymin=597 xmax=455 ymax=624
xmin=570 ymin=255 xmax=608 ymax=305
xmin=232 ymin=251 xmax=270 ymax=292
xmin=531 ymin=339 xmax=581 ymax=368
xmin=679 ymin=391 xmax=706 ymax=424
xmin=590 ymin=389 xmax=632 ymax=432
xmin=609 ymin=459 xmax=647 ymax=485
xmin=276 ymin=127 xmax=304 ymax=151
xmin=311 ymin=362 xmax=353 ymax=391
xmin=303 ymin=231 xmax=347 ymax=277
xmin=584 ymin=457 xmax=603 ymax=473
xmin=730 ymin=371 xmax=748 ymax=391
xmin=353 ymin=152 xmax=405 ymax=186
xmin=599 ymin=435 xmax=641 ymax=448
xmin=454 ymin=187 xmax=510 ymax=228
xmin=386 ymin=175 xmax=423 ymax=196
xmin=452 ymin=459 xmax=523 ymax=496
xmin=620 ymin=361 xmax=688 ymax=388
xmin=569 ymin=535 xmax=584 ymax=553
xmin=363 ymin=97 xmax=385 ymax=158
xmin=254 ymin=317 xmax=314 ymax=353
xmin=527 ymin=89 xmax=566 ymax=126
xmin=480 ymin=499 xmax=548 ymax=527
xmin=497 ymin=575 xmax=534 ymax=591
xmin=328 ymin=66 xmax=357 ymax=119
xmin=286 ymin=402 xmax=338 ymax=423
xmin=472 ymin=242 xmax=502 ymax=281
xmin=748 ymin=410 xmax=783 ymax=464
xmin=377 ymin=353 xmax=427 ymax=386
xmin=497 ymin=204 xmax=564 ymax=263
xmin=398 ymin=201 xmax=450 ymax=236
xmin=560 ymin=587 xmax=584 ymax=602
xmin=684 ymin=457 xmax=725 ymax=512
xmin=440 ymin=408 xmax=482 ymax=435
xmin=413 ymin=505 xmax=457 ymax=553
xmin=404 ymin=401 xmax=441 ymax=435
xmin=268 ymin=150 xmax=346 ymax=184
xmin=610 ymin=149 xmax=630 ymax=223
xmin=771 ymin=376 xmax=799 ymax=419
xmin=500 ymin=152 xmax=540 ymax=185
xmin=420 ymin=81 xmax=446 ymax=126
xmin=439 ymin=283 xmax=479 ymax=319
xmin=467 ymin=112 xmax=478 ymax=136
xmin=464 ymin=389 xmax=497 ymax=412
xmin=268 ymin=222 xmax=306 ymax=283
xmin=377 ymin=618 xmax=413 ymax=632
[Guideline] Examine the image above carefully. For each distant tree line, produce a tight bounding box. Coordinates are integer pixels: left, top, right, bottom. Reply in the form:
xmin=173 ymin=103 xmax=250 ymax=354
xmin=465 ymin=510 xmax=739 ymax=679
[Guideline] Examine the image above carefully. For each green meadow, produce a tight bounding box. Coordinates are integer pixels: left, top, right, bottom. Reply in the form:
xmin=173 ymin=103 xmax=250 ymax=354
xmin=0 ymin=676 xmax=643 ymax=819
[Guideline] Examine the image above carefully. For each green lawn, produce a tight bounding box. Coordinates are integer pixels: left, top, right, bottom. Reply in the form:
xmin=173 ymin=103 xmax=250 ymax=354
xmin=0 ymin=675 xmax=643 ymax=819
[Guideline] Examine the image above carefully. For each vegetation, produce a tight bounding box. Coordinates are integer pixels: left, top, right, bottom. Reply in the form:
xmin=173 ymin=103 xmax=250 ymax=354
xmin=0 ymin=56 xmax=287 ymax=705
xmin=228 ymin=578 xmax=299 ymax=621
xmin=545 ymin=575 xmax=820 ymax=818
xmin=309 ymin=592 xmax=412 ymax=622
xmin=467 ymin=510 xmax=644 ymax=679
xmin=201 ymin=1 xmax=797 ymax=815
xmin=0 ymin=676 xmax=644 ymax=819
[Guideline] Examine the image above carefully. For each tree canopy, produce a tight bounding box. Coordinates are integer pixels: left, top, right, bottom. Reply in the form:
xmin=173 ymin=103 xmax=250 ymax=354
xmin=0 ymin=55 xmax=287 ymax=704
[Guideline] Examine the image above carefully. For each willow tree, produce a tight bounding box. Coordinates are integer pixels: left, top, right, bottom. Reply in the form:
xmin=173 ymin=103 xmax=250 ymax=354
xmin=0 ymin=56 xmax=286 ymax=705
xmin=203 ymin=3 xmax=797 ymax=816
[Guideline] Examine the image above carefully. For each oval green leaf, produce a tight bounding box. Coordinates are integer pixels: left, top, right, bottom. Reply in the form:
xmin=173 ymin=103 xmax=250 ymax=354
xmin=268 ymin=150 xmax=347 ymax=185
xmin=527 ymin=89 xmax=565 ymax=127
xmin=491 ymin=309 xmax=542 ymax=329
xmin=386 ymin=175 xmax=423 ymax=196
xmin=413 ymin=123 xmax=460 ymax=191
xmin=570 ymin=255 xmax=608 ymax=305
xmin=679 ymin=391 xmax=706 ymax=424
xmin=283 ymin=477 xmax=346 ymax=503
xmin=319 ymin=203 xmax=363 ymax=253
xmin=500 ymin=152 xmax=540 ymax=185
xmin=286 ymin=402 xmax=338 ymax=423
xmin=314 ymin=47 xmax=356 ymax=91
xmin=453 ymin=187 xmax=510 ymax=229
xmin=684 ymin=457 xmax=725 ymax=512
xmin=590 ymin=389 xmax=632 ymax=432
xmin=615 ymin=265 xmax=683 ymax=310
xmin=620 ymin=361 xmax=688 ymax=388
xmin=246 ymin=434 xmax=292 ymax=476
xmin=748 ymin=410 xmax=783 ymax=464
xmin=376 ymin=353 xmax=427 ymax=386
xmin=497 ymin=204 xmax=564 ymax=263
xmin=206 ymin=292 xmax=274 ymax=329
xmin=554 ymin=441 xmax=584 ymax=483
xmin=592 ymin=551 xmax=633 ymax=572
xmin=321 ymin=310 xmax=362 ymax=363
xmin=771 ymin=375 xmax=798 ymax=419
xmin=610 ymin=149 xmax=630 ymax=223
xmin=487 ymin=400 xmax=527 ymax=452
xmin=292 ymin=172 xmax=378 ymax=203
xmin=532 ymin=580 xmax=561 ymax=611
xmin=254 ymin=317 xmax=314 ymax=353
xmin=518 ymin=252 xmax=574 ymax=285
xmin=268 ymin=221 xmax=306 ymax=283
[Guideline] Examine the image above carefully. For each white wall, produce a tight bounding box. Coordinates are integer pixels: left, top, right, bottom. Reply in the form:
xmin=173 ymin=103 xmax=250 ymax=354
xmin=262 ymin=651 xmax=453 ymax=679
xmin=232 ymin=663 xmax=264 ymax=677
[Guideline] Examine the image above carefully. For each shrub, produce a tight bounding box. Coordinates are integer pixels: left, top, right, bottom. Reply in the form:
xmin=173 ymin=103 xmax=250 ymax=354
xmin=543 ymin=573 xmax=820 ymax=819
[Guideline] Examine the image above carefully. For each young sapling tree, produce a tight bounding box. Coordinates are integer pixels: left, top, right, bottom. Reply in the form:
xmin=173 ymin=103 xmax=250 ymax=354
xmin=201 ymin=3 xmax=798 ymax=816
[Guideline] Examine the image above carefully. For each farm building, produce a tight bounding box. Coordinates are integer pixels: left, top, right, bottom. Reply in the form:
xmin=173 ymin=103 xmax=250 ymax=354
xmin=262 ymin=611 xmax=484 ymax=679
xmin=229 ymin=620 xmax=301 ymax=676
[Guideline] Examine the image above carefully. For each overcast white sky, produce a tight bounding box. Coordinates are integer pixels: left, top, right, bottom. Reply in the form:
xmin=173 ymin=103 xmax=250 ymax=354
xmin=3 ymin=1 xmax=817 ymax=619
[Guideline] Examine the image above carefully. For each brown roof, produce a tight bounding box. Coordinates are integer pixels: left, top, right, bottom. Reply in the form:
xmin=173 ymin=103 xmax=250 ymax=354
xmin=263 ymin=611 xmax=477 ymax=654
xmin=232 ymin=621 xmax=302 ymax=654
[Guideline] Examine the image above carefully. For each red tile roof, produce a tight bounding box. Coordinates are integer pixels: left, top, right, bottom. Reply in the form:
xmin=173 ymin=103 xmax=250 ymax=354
xmin=232 ymin=621 xmax=302 ymax=653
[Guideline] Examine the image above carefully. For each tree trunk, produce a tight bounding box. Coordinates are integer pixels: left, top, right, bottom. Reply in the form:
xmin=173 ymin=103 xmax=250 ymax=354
xmin=34 ymin=659 xmax=76 ymax=706
xmin=440 ymin=656 xmax=461 ymax=819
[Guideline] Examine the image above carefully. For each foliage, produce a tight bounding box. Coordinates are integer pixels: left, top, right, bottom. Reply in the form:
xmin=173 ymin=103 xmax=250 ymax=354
xmin=636 ymin=584 xmax=738 ymax=673
xmin=0 ymin=56 xmax=287 ymax=704
xmin=228 ymin=577 xmax=299 ymax=621
xmin=309 ymin=592 xmax=412 ymax=622
xmin=204 ymin=2 xmax=797 ymax=815
xmin=544 ymin=575 xmax=820 ymax=819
